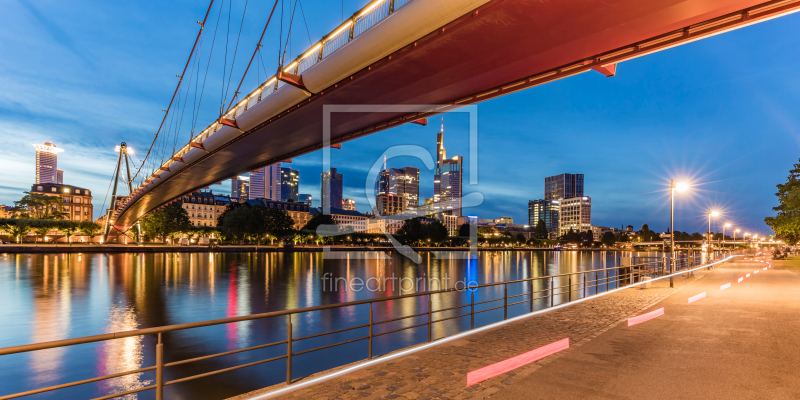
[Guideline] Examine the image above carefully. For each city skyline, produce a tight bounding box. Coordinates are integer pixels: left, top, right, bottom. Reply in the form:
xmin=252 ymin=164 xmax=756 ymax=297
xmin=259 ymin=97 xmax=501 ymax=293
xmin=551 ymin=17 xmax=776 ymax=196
xmin=0 ymin=0 xmax=796 ymax=236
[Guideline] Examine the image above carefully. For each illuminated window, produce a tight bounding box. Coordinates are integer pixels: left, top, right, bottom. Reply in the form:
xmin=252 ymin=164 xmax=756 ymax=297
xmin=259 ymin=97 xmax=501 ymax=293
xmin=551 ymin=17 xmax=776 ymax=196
xmin=63 ymin=188 xmax=70 ymax=193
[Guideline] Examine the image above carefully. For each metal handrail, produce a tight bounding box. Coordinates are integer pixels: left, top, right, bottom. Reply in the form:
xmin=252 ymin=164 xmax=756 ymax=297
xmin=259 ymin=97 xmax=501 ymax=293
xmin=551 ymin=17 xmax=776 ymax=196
xmin=0 ymin=257 xmax=732 ymax=400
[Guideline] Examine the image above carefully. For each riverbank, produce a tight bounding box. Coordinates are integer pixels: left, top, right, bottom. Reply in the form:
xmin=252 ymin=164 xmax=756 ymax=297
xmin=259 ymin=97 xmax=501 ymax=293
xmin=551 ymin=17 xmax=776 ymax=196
xmin=0 ymin=244 xmax=630 ymax=254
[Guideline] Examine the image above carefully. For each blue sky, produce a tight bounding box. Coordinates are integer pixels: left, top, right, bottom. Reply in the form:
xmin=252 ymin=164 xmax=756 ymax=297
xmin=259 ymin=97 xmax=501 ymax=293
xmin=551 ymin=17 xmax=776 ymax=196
xmin=1 ymin=0 xmax=798 ymax=237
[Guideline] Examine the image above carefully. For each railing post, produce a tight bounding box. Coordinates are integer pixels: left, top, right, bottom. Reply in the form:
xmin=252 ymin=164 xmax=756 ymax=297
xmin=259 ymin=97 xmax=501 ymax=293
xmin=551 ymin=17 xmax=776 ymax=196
xmin=156 ymin=333 xmax=164 ymax=400
xmin=529 ymin=279 xmax=534 ymax=313
xmin=368 ymin=305 xmax=373 ymax=359
xmin=503 ymin=284 xmax=508 ymax=320
xmin=427 ymin=297 xmax=432 ymax=342
xmin=550 ymin=277 xmax=554 ymax=307
xmin=286 ymin=315 xmax=293 ymax=384
xmin=470 ymin=290 xmax=475 ymax=329
xmin=388 ymin=0 xmax=395 ymax=13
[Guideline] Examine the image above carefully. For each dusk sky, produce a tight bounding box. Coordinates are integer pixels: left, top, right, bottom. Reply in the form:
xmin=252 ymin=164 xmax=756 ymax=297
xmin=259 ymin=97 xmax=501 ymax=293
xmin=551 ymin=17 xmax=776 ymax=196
xmin=2 ymin=0 xmax=799 ymax=236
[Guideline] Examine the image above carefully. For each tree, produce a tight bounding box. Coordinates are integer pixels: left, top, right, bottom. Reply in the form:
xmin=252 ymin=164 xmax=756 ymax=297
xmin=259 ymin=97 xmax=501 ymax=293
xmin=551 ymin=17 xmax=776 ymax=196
xmin=457 ymin=223 xmax=472 ymax=237
xmin=423 ymin=220 xmax=449 ymax=245
xmin=513 ymin=233 xmax=526 ymax=244
xmin=766 ymin=159 xmax=800 ymax=241
xmin=534 ymin=219 xmax=549 ymax=239
xmin=11 ymin=192 xmax=68 ymax=220
xmin=582 ymin=230 xmax=594 ymax=243
xmin=33 ymin=224 xmax=52 ymax=243
xmin=560 ymin=228 xmax=581 ymax=244
xmin=141 ymin=203 xmax=191 ymax=243
xmin=6 ymin=221 xmax=29 ymax=243
xmin=601 ymin=231 xmax=616 ymax=247
xmin=398 ymin=218 xmax=424 ymax=245
xmin=302 ymin=213 xmax=337 ymax=232
xmin=60 ymin=224 xmax=80 ymax=245
xmin=79 ymin=221 xmax=102 ymax=242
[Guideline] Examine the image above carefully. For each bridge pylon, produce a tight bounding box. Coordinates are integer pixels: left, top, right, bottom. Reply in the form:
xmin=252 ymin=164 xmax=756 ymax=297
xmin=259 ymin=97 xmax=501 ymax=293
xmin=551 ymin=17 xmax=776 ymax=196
xmin=102 ymin=142 xmax=142 ymax=245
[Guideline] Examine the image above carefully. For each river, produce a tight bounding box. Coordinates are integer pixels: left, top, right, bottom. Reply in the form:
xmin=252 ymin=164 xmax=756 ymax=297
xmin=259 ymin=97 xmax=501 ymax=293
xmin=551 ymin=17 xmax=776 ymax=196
xmin=0 ymin=250 xmax=655 ymax=399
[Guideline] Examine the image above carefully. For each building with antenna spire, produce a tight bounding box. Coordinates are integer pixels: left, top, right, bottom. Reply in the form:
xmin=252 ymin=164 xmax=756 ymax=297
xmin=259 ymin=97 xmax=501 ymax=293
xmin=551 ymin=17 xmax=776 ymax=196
xmin=433 ymin=118 xmax=463 ymax=216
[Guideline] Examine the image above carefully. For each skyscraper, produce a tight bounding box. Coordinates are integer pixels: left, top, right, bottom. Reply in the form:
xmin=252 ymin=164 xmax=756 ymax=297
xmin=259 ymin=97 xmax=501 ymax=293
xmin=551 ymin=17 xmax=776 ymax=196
xmin=249 ymin=163 xmax=281 ymax=201
xmin=32 ymin=142 xmax=64 ymax=184
xmin=321 ymin=168 xmax=343 ymax=210
xmin=544 ymin=173 xmax=584 ymax=200
xmin=280 ymin=167 xmax=299 ymax=202
xmin=230 ymin=175 xmax=250 ymax=200
xmin=389 ymin=167 xmax=419 ymax=209
xmin=56 ymin=170 xmax=63 ymax=185
xmin=433 ymin=120 xmax=462 ymax=216
xmin=529 ymin=199 xmax=560 ymax=236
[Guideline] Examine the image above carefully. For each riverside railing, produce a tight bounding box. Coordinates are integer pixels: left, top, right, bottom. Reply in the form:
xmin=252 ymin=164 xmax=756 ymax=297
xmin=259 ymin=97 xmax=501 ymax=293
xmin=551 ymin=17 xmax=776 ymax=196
xmin=0 ymin=258 xmax=730 ymax=400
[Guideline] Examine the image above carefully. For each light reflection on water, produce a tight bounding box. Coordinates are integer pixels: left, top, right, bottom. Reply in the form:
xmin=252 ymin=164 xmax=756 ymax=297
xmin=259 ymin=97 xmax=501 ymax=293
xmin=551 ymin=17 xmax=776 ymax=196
xmin=0 ymin=250 xmax=654 ymax=399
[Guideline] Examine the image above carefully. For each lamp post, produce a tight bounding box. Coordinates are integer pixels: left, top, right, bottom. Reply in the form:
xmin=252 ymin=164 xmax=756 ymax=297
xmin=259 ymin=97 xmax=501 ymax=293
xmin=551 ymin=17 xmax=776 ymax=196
xmin=707 ymin=210 xmax=718 ymax=252
xmin=734 ymin=228 xmax=739 ymax=248
xmin=723 ymin=223 xmax=730 ymax=250
xmin=670 ymin=180 xmax=688 ymax=288
xmin=744 ymin=233 xmax=750 ymax=248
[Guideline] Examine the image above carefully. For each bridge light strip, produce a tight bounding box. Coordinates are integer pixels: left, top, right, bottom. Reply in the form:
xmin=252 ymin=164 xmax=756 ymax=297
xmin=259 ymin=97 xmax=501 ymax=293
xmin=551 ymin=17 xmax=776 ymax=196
xmin=328 ymin=20 xmax=353 ymax=39
xmin=283 ymin=61 xmax=298 ymax=72
xmin=249 ymin=256 xmax=741 ymax=399
xmin=357 ymin=0 xmax=385 ymax=19
xmin=302 ymin=43 xmax=322 ymax=59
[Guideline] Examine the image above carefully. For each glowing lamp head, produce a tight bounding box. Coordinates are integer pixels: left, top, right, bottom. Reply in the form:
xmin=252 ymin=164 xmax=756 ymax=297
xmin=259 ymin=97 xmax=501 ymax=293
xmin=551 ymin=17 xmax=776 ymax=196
xmin=710 ymin=211 xmax=719 ymax=217
xmin=725 ymin=223 xmax=731 ymax=227
xmin=675 ymin=182 xmax=689 ymax=192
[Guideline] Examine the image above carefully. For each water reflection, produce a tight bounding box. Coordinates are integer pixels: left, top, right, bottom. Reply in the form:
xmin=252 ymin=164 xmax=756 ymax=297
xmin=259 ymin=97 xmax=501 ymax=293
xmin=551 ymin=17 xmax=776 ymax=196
xmin=0 ymin=250 xmax=652 ymax=399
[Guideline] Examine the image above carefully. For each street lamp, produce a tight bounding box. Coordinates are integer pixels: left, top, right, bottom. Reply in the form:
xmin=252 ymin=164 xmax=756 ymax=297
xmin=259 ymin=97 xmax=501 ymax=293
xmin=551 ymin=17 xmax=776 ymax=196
xmin=670 ymin=180 xmax=688 ymax=288
xmin=707 ymin=210 xmax=718 ymax=251
xmin=723 ymin=223 xmax=731 ymax=249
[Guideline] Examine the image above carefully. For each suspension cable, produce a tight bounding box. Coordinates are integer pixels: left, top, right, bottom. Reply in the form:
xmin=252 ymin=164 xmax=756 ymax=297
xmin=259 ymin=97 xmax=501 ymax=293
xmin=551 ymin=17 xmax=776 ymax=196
xmin=223 ymin=0 xmax=280 ymax=114
xmin=131 ymin=0 xmax=216 ymax=183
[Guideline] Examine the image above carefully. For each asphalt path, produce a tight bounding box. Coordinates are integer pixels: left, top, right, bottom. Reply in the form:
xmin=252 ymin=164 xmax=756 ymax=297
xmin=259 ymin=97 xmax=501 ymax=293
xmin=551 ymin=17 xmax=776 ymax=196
xmin=494 ymin=258 xmax=800 ymax=400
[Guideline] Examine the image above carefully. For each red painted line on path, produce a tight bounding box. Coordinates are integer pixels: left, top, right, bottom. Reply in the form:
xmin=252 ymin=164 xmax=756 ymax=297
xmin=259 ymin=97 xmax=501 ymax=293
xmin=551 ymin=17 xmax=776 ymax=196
xmin=763 ymin=267 xmax=767 ymax=270
xmin=754 ymin=270 xmax=759 ymax=274
xmin=738 ymin=277 xmax=744 ymax=283
xmin=720 ymin=283 xmax=731 ymax=290
xmin=628 ymin=308 xmax=665 ymax=327
xmin=746 ymin=273 xmax=750 ymax=278
xmin=466 ymin=338 xmax=569 ymax=386
xmin=688 ymin=292 xmax=707 ymax=304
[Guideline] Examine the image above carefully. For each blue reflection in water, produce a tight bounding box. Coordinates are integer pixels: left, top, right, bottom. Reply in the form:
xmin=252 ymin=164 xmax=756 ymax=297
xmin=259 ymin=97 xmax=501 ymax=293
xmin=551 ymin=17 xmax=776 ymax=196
xmin=0 ymin=250 xmax=652 ymax=400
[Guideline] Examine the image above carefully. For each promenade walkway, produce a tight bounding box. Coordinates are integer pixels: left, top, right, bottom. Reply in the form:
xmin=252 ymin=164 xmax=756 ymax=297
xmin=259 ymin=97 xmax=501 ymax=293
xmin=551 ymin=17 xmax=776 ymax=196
xmin=239 ymin=257 xmax=800 ymax=400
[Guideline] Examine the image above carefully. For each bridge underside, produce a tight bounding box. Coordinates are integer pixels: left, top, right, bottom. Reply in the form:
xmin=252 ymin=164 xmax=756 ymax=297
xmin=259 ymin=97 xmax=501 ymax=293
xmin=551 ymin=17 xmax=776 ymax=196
xmin=116 ymin=0 xmax=799 ymax=226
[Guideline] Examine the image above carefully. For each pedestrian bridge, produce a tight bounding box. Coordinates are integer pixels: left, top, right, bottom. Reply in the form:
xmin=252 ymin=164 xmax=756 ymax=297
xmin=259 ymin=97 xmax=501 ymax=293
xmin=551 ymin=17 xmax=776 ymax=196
xmin=113 ymin=0 xmax=800 ymax=227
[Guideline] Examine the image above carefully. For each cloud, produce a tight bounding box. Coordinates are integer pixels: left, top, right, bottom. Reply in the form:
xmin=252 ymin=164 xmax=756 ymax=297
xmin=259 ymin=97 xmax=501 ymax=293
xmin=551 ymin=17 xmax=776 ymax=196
xmin=15 ymin=0 xmax=96 ymax=69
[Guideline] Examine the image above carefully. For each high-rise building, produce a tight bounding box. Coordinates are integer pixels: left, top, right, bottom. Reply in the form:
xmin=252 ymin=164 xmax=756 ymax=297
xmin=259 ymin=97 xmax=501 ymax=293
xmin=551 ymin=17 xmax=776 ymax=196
xmin=375 ymin=194 xmax=406 ymax=216
xmin=376 ymin=169 xmax=390 ymax=196
xmin=298 ymin=194 xmax=312 ymax=206
xmin=544 ymin=173 xmax=584 ymax=200
xmin=56 ymin=170 xmax=63 ymax=184
xmin=390 ymin=167 xmax=419 ymax=209
xmin=32 ymin=142 xmax=64 ymax=184
xmin=529 ymin=199 xmax=560 ymax=236
xmin=342 ymin=198 xmax=355 ymax=211
xmin=249 ymin=163 xmax=281 ymax=201
xmin=230 ymin=175 xmax=250 ymax=200
xmin=280 ymin=167 xmax=299 ymax=202
xmin=433 ymin=120 xmax=462 ymax=216
xmin=558 ymin=196 xmax=592 ymax=236
xmin=321 ymin=168 xmax=343 ymax=210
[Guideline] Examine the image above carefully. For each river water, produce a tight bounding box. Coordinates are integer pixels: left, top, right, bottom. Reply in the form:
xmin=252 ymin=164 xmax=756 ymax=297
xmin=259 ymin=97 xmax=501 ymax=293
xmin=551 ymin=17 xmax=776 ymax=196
xmin=0 ymin=250 xmax=654 ymax=399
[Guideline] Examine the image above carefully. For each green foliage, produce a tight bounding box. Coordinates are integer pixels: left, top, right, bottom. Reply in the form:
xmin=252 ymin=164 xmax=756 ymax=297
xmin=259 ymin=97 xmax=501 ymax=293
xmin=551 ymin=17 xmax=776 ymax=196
xmin=398 ymin=218 xmax=450 ymax=245
xmin=302 ymin=213 xmax=337 ymax=232
xmin=141 ymin=203 xmax=192 ymax=242
xmin=559 ymin=228 xmax=581 ymax=244
xmin=219 ymin=204 xmax=295 ymax=244
xmin=457 ymin=223 xmax=472 ymax=237
xmin=79 ymin=221 xmax=102 ymax=239
xmin=765 ymin=159 xmax=800 ymax=244
xmin=11 ymin=192 xmax=68 ymax=220
xmin=60 ymin=224 xmax=80 ymax=245
xmin=533 ymin=219 xmax=549 ymax=239
xmin=601 ymin=231 xmax=616 ymax=246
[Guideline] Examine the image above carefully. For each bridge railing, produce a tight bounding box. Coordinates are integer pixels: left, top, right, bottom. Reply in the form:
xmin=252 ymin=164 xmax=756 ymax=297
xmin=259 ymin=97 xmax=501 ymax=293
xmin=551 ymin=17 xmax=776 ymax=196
xmin=0 ymin=260 xmax=696 ymax=400
xmin=132 ymin=0 xmax=416 ymax=197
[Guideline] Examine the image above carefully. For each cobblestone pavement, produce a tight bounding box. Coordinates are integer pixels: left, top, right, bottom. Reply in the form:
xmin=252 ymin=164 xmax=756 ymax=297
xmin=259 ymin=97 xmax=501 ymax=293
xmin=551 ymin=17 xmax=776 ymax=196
xmin=234 ymin=269 xmax=715 ymax=400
